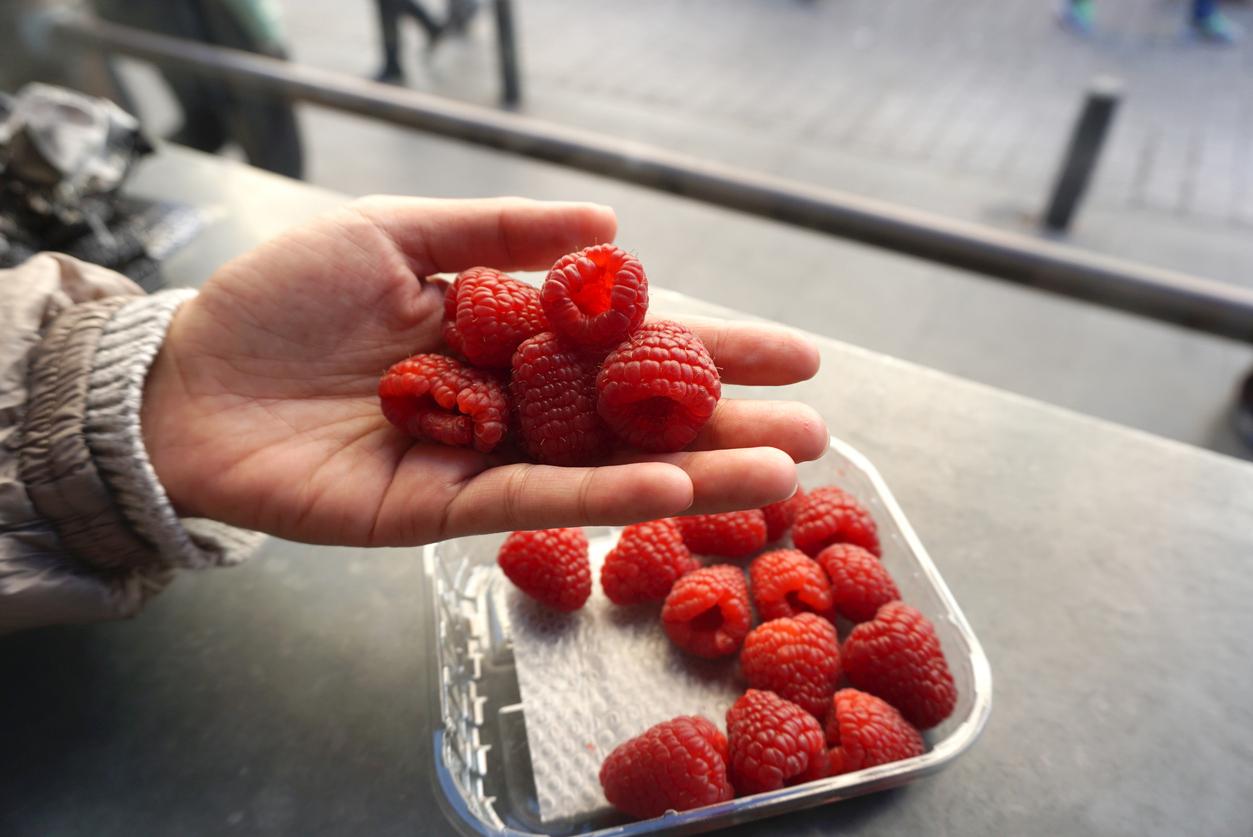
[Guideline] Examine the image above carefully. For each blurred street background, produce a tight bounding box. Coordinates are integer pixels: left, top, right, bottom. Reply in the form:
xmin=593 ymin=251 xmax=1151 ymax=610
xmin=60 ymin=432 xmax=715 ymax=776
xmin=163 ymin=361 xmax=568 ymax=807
xmin=44 ymin=0 xmax=1253 ymax=456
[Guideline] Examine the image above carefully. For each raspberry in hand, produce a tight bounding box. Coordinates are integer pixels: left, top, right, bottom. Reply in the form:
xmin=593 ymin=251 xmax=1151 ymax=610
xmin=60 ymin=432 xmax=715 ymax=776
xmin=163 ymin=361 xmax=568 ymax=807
xmin=542 ymin=244 xmax=648 ymax=354
xmin=447 ymin=267 xmax=548 ymax=368
xmin=511 ymin=331 xmax=613 ymax=465
xmin=378 ymin=353 xmax=509 ymax=453
xmin=596 ymin=321 xmax=721 ymax=452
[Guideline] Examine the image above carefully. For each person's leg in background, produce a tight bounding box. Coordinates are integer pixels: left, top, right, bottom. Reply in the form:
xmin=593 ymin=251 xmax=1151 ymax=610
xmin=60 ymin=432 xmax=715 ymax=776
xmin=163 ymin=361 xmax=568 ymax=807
xmin=1191 ymin=0 xmax=1240 ymax=42
xmin=373 ymin=0 xmax=406 ymax=82
xmin=1059 ymin=0 xmax=1095 ymax=36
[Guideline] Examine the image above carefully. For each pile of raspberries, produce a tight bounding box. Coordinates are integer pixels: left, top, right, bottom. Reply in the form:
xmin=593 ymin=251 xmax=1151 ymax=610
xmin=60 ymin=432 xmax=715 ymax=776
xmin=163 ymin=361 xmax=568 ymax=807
xmin=496 ymin=485 xmax=958 ymax=822
xmin=378 ymin=245 xmax=721 ymax=462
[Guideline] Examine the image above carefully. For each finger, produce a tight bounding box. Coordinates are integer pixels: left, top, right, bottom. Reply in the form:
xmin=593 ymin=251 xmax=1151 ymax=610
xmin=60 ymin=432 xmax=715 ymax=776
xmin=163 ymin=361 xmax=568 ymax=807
xmin=688 ymin=400 xmax=828 ymax=462
xmin=616 ymin=447 xmax=798 ymax=515
xmin=354 ymin=196 xmax=618 ymax=275
xmin=441 ymin=460 xmax=694 ymax=536
xmin=665 ymin=316 xmax=821 ymax=386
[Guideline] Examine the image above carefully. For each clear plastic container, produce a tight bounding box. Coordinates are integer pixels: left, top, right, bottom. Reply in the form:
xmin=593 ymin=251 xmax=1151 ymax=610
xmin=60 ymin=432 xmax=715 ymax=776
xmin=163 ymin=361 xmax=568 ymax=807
xmin=422 ymin=437 xmax=993 ymax=835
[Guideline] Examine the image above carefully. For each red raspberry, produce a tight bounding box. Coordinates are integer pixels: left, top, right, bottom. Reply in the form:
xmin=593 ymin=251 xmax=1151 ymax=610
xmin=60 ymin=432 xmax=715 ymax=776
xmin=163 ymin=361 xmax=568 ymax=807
xmin=739 ymin=613 xmax=842 ymax=719
xmin=662 ymin=565 xmax=752 ymax=659
xmin=842 ymin=602 xmax=957 ymax=730
xmin=601 ymin=519 xmax=700 ymax=605
xmin=725 ymin=689 xmax=827 ymax=795
xmin=748 ymin=549 xmax=835 ymax=623
xmin=542 ymin=244 xmax=648 ymax=354
xmin=496 ymin=528 xmax=591 ymax=612
xmin=448 ymin=267 xmax=547 ymax=368
xmin=599 ymin=716 xmax=732 ymax=820
xmin=675 ymin=510 xmax=767 ymax=559
xmin=825 ymin=689 xmax=924 ymax=776
xmin=596 ymin=321 xmax=721 ymax=452
xmin=510 ymin=332 xmax=613 ymax=465
xmin=761 ymin=487 xmax=805 ymax=542
xmin=817 ymin=544 xmax=900 ymax=623
xmin=440 ymin=279 xmax=464 ymax=356
xmin=792 ymin=486 xmax=880 ymax=558
xmin=378 ymin=354 xmax=508 ymax=452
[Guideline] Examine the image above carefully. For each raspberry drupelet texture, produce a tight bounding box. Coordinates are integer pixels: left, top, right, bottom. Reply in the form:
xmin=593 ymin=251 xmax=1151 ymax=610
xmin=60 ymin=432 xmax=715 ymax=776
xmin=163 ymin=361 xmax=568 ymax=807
xmin=441 ymin=278 xmax=464 ymax=356
xmin=601 ymin=518 xmax=700 ymax=605
xmin=842 ymin=602 xmax=957 ymax=730
xmin=447 ymin=267 xmax=548 ymax=368
xmin=761 ymin=487 xmax=806 ymax=542
xmin=817 ymin=543 xmax=901 ymax=623
xmin=542 ymin=244 xmax=648 ymax=354
xmin=739 ymin=613 xmax=842 ymax=719
xmin=725 ymin=689 xmax=827 ymax=795
xmin=662 ymin=565 xmax=753 ymax=659
xmin=675 ymin=510 xmax=767 ymax=559
xmin=792 ymin=486 xmax=881 ymax=558
xmin=599 ymin=716 xmax=733 ymax=820
xmin=749 ymin=549 xmax=836 ymax=623
xmin=378 ymin=354 xmax=508 ymax=452
xmin=511 ymin=332 xmax=613 ymax=465
xmin=825 ymin=688 xmax=924 ymax=776
xmin=596 ymin=321 xmax=721 ymax=452
xmin=496 ymin=528 xmax=591 ymax=612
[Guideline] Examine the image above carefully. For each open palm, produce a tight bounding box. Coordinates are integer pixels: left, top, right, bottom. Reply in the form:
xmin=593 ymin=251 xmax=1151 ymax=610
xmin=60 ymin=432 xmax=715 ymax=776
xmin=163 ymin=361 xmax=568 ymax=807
xmin=140 ymin=197 xmax=828 ymax=547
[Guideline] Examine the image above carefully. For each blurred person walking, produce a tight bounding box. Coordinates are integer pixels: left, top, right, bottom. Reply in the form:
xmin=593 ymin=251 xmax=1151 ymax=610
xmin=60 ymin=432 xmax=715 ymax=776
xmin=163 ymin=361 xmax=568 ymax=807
xmin=371 ymin=0 xmax=480 ymax=83
xmin=92 ymin=0 xmax=304 ymax=178
xmin=1061 ymin=0 xmax=1240 ymax=42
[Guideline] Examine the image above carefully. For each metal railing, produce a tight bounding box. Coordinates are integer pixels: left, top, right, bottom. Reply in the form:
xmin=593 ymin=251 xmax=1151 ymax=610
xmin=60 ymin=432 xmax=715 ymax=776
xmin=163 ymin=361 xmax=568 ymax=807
xmin=37 ymin=10 xmax=1253 ymax=343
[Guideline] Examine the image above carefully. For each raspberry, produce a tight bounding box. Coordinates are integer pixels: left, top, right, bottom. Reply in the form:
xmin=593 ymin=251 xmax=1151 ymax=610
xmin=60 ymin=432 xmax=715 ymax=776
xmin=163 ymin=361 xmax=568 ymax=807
xmin=448 ymin=267 xmax=547 ymax=368
xmin=596 ymin=321 xmax=721 ymax=452
xmin=542 ymin=244 xmax=648 ymax=353
xmin=599 ymin=716 xmax=733 ymax=820
xmin=842 ymin=602 xmax=957 ymax=730
xmin=378 ymin=354 xmax=508 ymax=452
xmin=748 ymin=549 xmax=835 ymax=623
xmin=441 ymin=279 xmax=464 ymax=356
xmin=497 ymin=528 xmax=591 ymax=612
xmin=676 ymin=510 xmax=767 ymax=559
xmin=662 ymin=565 xmax=752 ymax=659
xmin=792 ymin=486 xmax=880 ymax=558
xmin=825 ymin=689 xmax=924 ymax=776
xmin=601 ymin=519 xmax=700 ymax=605
xmin=739 ymin=613 xmax=842 ymax=719
xmin=725 ymin=689 xmax=827 ymax=795
xmin=817 ymin=544 xmax=900 ymax=623
xmin=761 ymin=487 xmax=805 ymax=542
xmin=510 ymin=332 xmax=613 ymax=465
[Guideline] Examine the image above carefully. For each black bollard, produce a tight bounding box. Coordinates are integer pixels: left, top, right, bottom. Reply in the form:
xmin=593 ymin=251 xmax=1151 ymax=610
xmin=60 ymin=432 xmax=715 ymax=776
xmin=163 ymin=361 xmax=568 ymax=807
xmin=1043 ymin=76 xmax=1122 ymax=234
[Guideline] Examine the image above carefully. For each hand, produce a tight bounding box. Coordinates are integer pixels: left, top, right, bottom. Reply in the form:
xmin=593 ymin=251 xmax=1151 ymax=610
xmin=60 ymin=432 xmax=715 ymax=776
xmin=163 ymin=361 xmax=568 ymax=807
xmin=141 ymin=197 xmax=828 ymax=546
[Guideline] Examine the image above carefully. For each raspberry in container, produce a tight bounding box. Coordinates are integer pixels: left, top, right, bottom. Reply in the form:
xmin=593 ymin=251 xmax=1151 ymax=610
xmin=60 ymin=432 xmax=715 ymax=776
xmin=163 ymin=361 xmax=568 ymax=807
xmin=420 ymin=436 xmax=992 ymax=835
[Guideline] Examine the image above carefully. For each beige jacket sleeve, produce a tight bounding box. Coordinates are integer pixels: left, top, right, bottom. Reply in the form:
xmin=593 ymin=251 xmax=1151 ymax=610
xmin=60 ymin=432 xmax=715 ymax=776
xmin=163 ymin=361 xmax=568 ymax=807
xmin=1 ymin=254 xmax=263 ymax=634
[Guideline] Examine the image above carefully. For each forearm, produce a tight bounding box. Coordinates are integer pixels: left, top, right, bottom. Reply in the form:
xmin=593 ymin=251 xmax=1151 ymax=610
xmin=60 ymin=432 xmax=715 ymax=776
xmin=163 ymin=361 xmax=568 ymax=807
xmin=0 ymin=255 xmax=262 ymax=633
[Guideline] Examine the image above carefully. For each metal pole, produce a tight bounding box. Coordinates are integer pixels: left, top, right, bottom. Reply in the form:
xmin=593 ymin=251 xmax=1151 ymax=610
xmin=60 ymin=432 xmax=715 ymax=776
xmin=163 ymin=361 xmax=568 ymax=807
xmin=38 ymin=11 xmax=1253 ymax=343
xmin=1043 ymin=77 xmax=1122 ymax=233
xmin=493 ymin=0 xmax=521 ymax=107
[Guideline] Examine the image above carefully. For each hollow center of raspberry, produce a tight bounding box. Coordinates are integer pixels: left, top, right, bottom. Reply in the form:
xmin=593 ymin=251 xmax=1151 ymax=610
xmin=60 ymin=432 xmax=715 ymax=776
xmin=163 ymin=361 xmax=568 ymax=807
xmin=571 ymin=250 xmax=627 ymax=316
xmin=629 ymin=396 xmax=679 ymax=426
xmin=785 ymin=591 xmax=810 ymax=613
xmin=688 ymin=606 xmax=724 ymax=632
